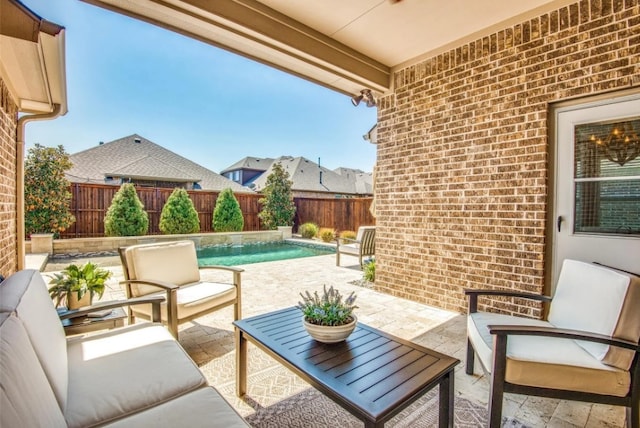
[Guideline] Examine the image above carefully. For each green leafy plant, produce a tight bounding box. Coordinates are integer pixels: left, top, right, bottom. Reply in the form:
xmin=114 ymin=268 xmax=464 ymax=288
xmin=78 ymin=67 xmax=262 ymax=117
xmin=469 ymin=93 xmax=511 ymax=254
xmin=298 ymin=285 xmax=357 ymax=326
xmin=24 ymin=144 xmax=75 ymax=237
xmin=258 ymin=163 xmax=296 ymax=230
xmin=104 ymin=183 xmax=149 ymax=236
xmin=339 ymin=230 xmax=356 ymax=243
xmin=213 ymin=188 xmax=244 ymax=232
xmin=298 ymin=222 xmax=319 ymax=239
xmin=319 ymin=227 xmax=336 ymax=243
xmin=48 ymin=262 xmax=112 ymax=307
xmin=363 ymin=259 xmax=375 ymax=282
xmin=159 ymin=188 xmax=200 ymax=234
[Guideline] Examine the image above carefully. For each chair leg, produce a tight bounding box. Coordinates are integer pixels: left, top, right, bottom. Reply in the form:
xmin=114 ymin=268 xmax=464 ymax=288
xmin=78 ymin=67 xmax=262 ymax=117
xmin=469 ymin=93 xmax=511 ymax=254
xmin=628 ymin=403 xmax=639 ymax=428
xmin=488 ymin=334 xmax=508 ymax=428
xmin=336 ymin=252 xmax=340 ymax=266
xmin=465 ymin=338 xmax=475 ymax=375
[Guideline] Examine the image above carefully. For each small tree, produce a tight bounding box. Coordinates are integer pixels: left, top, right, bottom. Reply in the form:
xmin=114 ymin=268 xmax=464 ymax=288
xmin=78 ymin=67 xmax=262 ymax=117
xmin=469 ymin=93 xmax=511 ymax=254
xmin=213 ymin=188 xmax=244 ymax=232
xmin=104 ymin=183 xmax=149 ymax=236
xmin=258 ymin=163 xmax=296 ymax=230
xmin=24 ymin=144 xmax=75 ymax=237
xmin=159 ymin=188 xmax=200 ymax=234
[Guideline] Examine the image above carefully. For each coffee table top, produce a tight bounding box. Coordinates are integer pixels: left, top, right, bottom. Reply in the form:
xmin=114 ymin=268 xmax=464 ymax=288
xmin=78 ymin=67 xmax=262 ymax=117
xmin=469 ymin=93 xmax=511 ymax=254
xmin=234 ymin=306 xmax=459 ymax=422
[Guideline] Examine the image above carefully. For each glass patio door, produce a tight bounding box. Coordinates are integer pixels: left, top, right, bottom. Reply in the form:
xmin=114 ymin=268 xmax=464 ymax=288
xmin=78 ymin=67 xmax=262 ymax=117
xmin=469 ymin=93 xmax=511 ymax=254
xmin=552 ymin=94 xmax=640 ymax=292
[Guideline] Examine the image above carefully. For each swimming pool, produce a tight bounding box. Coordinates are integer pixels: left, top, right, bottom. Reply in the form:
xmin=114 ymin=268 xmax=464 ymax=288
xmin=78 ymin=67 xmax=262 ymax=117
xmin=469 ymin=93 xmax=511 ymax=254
xmin=196 ymin=241 xmax=334 ymax=266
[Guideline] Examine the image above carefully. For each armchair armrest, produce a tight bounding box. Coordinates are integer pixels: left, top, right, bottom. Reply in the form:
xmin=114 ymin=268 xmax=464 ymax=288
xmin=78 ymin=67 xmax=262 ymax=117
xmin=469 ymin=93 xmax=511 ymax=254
xmin=58 ymin=296 xmax=166 ymax=323
xmin=489 ymin=324 xmax=639 ymax=350
xmin=200 ymin=265 xmax=244 ymax=274
xmin=464 ymin=288 xmax=552 ymax=313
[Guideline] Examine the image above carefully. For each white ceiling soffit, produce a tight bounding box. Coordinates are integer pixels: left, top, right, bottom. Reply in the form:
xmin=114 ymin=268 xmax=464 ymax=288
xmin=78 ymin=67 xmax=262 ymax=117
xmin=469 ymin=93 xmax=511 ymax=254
xmin=83 ymin=0 xmax=577 ymax=97
xmin=0 ymin=0 xmax=67 ymax=114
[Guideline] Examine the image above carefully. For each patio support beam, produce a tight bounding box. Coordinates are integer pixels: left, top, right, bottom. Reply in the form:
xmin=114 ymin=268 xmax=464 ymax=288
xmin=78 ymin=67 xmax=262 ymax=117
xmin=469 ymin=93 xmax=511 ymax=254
xmin=81 ymin=0 xmax=391 ymax=96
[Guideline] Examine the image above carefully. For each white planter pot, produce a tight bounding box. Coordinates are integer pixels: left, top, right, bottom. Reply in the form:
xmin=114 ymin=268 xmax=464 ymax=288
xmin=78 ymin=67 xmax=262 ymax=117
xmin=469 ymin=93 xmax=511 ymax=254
xmin=303 ymin=315 xmax=357 ymax=343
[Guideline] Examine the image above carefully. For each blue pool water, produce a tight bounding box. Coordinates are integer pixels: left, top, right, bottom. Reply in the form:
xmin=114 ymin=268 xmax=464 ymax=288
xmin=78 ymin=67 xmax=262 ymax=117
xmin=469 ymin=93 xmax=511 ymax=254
xmin=196 ymin=242 xmax=334 ymax=266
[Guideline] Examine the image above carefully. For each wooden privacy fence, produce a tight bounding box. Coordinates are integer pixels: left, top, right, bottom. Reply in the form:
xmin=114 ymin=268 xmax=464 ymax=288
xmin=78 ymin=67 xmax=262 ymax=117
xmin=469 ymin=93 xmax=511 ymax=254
xmin=59 ymin=183 xmax=375 ymax=238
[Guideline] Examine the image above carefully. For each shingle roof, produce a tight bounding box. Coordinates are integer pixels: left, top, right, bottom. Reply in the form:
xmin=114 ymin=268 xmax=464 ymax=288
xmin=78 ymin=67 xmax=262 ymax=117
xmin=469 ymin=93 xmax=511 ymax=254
xmin=220 ymin=156 xmax=274 ymax=174
xmin=66 ymin=134 xmax=252 ymax=192
xmin=249 ymin=156 xmax=372 ymax=195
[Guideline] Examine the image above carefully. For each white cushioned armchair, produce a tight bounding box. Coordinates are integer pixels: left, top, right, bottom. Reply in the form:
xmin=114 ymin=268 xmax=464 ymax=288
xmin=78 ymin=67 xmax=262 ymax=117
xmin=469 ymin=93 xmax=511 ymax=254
xmin=119 ymin=240 xmax=242 ymax=338
xmin=336 ymin=225 xmax=375 ymax=268
xmin=466 ymin=259 xmax=640 ymax=428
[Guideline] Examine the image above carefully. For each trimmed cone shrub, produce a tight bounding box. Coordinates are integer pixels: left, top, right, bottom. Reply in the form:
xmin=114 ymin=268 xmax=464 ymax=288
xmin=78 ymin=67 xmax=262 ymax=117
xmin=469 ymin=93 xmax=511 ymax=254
xmin=159 ymin=188 xmax=200 ymax=234
xmin=104 ymin=183 xmax=149 ymax=236
xmin=24 ymin=144 xmax=75 ymax=237
xmin=213 ymin=188 xmax=244 ymax=232
xmin=258 ymin=163 xmax=296 ymax=230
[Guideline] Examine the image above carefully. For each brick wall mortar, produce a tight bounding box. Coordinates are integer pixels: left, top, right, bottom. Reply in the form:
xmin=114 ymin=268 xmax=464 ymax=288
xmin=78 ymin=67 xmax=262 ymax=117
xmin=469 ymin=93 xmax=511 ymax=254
xmin=375 ymin=0 xmax=640 ymax=317
xmin=0 ymin=77 xmax=18 ymax=276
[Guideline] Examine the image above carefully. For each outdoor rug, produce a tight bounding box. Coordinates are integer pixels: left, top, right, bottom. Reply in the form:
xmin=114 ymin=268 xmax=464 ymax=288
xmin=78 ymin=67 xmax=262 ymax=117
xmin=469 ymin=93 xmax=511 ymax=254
xmin=211 ymin=347 xmax=530 ymax=428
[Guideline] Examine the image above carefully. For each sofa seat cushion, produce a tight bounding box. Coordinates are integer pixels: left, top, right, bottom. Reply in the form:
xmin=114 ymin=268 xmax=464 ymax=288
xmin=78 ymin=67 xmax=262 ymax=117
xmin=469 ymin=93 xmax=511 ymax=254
xmin=131 ymin=281 xmax=237 ymax=321
xmin=65 ymin=323 xmax=206 ymax=428
xmin=103 ymin=387 xmax=250 ymax=428
xmin=468 ymin=312 xmax=630 ymax=397
xmin=0 ymin=314 xmax=67 ymax=428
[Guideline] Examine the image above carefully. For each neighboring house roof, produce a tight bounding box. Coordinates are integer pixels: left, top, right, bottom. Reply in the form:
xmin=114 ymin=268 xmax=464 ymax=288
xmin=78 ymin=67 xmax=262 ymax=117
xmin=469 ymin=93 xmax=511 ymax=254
xmin=66 ymin=134 xmax=251 ymax=192
xmin=249 ymin=156 xmax=372 ymax=195
xmin=334 ymin=167 xmax=373 ymax=194
xmin=220 ymin=156 xmax=274 ymax=174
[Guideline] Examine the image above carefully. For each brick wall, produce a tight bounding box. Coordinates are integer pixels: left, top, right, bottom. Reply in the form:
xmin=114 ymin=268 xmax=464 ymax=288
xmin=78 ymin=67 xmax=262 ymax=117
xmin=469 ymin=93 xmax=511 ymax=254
xmin=0 ymin=77 xmax=18 ymax=277
xmin=375 ymin=0 xmax=640 ymax=317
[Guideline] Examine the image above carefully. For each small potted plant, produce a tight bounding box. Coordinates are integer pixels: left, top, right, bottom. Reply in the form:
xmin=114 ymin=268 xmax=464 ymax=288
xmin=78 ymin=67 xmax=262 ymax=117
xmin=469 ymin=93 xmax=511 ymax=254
xmin=48 ymin=262 xmax=112 ymax=310
xmin=298 ymin=285 xmax=358 ymax=343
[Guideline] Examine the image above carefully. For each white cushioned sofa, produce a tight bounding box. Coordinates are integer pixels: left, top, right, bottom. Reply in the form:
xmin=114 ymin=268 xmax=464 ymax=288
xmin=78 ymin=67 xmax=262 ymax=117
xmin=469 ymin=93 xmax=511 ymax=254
xmin=0 ymin=269 xmax=249 ymax=428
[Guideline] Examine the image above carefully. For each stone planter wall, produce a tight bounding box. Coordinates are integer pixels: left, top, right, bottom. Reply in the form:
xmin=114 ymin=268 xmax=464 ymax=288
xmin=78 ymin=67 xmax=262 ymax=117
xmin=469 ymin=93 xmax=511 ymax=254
xmin=26 ymin=231 xmax=283 ymax=256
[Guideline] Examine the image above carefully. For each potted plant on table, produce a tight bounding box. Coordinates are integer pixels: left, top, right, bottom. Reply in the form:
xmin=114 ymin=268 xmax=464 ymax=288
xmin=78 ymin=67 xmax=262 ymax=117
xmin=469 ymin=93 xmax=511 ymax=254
xmin=298 ymin=285 xmax=358 ymax=343
xmin=48 ymin=262 xmax=112 ymax=310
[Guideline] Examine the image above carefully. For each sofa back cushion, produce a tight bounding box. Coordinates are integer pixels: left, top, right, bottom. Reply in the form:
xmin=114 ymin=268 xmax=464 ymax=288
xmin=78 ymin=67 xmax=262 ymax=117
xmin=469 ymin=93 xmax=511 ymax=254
xmin=548 ymin=259 xmax=640 ymax=370
xmin=0 ymin=313 xmax=66 ymax=427
xmin=124 ymin=240 xmax=201 ymax=296
xmin=0 ymin=269 xmax=69 ymax=410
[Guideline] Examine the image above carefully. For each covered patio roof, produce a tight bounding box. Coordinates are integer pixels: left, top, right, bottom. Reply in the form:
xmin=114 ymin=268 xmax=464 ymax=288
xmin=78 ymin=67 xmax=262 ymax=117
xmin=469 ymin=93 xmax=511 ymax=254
xmin=0 ymin=0 xmax=67 ymax=114
xmin=81 ymin=0 xmax=576 ymax=98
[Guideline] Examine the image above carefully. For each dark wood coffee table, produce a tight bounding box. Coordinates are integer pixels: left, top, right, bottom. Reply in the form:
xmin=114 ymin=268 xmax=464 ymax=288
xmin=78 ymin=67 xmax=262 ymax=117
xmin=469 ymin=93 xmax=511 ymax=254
xmin=234 ymin=307 xmax=459 ymax=428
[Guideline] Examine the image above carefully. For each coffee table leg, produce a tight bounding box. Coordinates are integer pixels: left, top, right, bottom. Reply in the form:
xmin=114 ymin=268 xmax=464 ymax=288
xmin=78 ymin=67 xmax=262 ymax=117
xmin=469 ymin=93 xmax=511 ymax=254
xmin=235 ymin=327 xmax=247 ymax=397
xmin=439 ymin=370 xmax=454 ymax=428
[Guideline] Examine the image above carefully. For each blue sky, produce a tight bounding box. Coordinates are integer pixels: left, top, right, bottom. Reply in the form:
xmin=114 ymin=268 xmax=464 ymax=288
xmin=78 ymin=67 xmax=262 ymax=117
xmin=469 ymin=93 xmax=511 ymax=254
xmin=23 ymin=0 xmax=378 ymax=173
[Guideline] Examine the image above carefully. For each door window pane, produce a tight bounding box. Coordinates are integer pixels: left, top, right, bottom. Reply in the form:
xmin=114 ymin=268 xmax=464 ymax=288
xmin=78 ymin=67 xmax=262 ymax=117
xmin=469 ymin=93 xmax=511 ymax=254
xmin=574 ymin=118 xmax=640 ymax=236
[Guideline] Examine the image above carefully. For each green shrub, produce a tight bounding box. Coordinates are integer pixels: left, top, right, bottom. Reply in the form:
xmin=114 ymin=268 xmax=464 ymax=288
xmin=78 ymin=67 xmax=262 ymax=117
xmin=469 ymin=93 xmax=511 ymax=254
xmin=363 ymin=259 xmax=375 ymax=282
xmin=298 ymin=222 xmax=319 ymax=239
xmin=258 ymin=163 xmax=296 ymax=229
xmin=319 ymin=227 xmax=336 ymax=242
xmin=159 ymin=188 xmax=200 ymax=234
xmin=212 ymin=188 xmax=244 ymax=232
xmin=104 ymin=183 xmax=149 ymax=236
xmin=24 ymin=144 xmax=75 ymax=237
xmin=339 ymin=230 xmax=356 ymax=243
